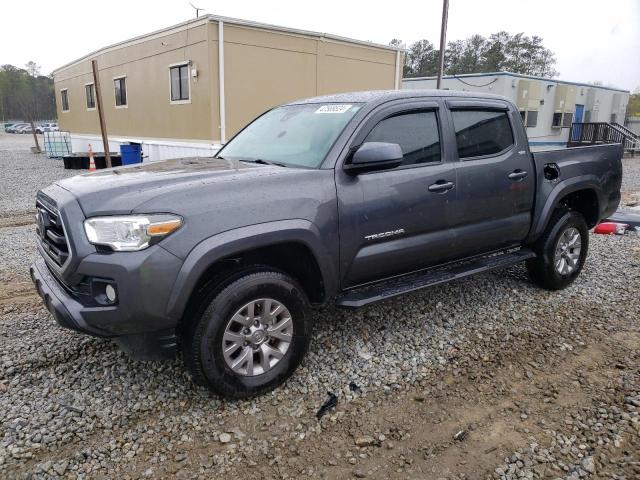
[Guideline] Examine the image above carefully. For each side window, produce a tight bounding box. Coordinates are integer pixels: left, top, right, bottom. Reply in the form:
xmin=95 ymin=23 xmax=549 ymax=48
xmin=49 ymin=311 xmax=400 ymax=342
xmin=114 ymin=77 xmax=127 ymax=107
xmin=451 ymin=109 xmax=514 ymax=159
xmin=60 ymin=89 xmax=69 ymax=112
xmin=170 ymin=64 xmax=190 ymax=102
xmin=85 ymin=83 xmax=95 ymax=109
xmin=364 ymin=111 xmax=441 ymax=166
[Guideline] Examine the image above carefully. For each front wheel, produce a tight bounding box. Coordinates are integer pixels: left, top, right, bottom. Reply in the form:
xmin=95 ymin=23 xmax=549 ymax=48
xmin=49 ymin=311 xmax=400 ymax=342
xmin=526 ymin=209 xmax=589 ymax=290
xmin=183 ymin=269 xmax=311 ymax=399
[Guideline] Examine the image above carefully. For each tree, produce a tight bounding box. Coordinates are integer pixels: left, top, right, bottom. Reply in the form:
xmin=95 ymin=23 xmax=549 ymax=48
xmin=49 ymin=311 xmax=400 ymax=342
xmin=628 ymin=90 xmax=640 ymax=117
xmin=0 ymin=63 xmax=56 ymax=152
xmin=25 ymin=61 xmax=40 ymax=77
xmin=402 ymin=39 xmax=439 ymax=77
xmin=398 ymin=32 xmax=558 ymax=78
xmin=0 ymin=64 xmax=55 ymax=122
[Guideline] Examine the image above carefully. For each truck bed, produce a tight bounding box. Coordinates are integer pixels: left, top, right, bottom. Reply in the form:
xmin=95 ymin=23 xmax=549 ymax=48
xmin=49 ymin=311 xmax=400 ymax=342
xmin=529 ymin=143 xmax=624 ymax=238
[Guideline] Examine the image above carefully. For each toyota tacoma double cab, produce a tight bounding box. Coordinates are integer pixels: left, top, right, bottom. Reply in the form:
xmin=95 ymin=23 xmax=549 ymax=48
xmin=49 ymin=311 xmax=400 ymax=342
xmin=31 ymin=90 xmax=623 ymax=398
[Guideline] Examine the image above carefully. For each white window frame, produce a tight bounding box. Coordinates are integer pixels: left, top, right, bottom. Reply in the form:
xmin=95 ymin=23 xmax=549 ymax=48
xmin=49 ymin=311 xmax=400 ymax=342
xmin=113 ymin=75 xmax=128 ymax=109
xmin=84 ymin=82 xmax=96 ymax=111
xmin=168 ymin=61 xmax=191 ymax=105
xmin=60 ymin=88 xmax=70 ymax=113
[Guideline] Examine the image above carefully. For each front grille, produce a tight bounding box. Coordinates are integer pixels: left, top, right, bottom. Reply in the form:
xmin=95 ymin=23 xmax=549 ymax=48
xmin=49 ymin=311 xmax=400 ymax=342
xmin=36 ymin=194 xmax=70 ymax=267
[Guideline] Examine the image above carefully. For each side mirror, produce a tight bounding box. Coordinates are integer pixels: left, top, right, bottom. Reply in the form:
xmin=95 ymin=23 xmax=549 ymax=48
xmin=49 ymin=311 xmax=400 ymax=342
xmin=344 ymin=142 xmax=404 ymax=174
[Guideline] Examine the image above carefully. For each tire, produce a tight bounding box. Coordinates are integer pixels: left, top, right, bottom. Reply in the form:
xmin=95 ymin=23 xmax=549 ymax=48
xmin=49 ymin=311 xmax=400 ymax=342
xmin=526 ymin=209 xmax=589 ymax=290
xmin=183 ymin=268 xmax=311 ymax=399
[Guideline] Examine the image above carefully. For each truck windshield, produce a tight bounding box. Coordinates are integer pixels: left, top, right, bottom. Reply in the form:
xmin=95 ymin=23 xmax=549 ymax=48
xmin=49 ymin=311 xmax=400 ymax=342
xmin=217 ymin=103 xmax=362 ymax=168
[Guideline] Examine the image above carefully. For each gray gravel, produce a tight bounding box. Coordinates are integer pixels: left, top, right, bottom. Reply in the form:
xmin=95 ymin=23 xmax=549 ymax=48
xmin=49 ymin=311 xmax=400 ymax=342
xmin=0 ymin=138 xmax=639 ymax=479
xmin=0 ymin=132 xmax=75 ymax=217
xmin=0 ymin=225 xmax=35 ymax=280
xmin=621 ymin=156 xmax=640 ymax=194
xmin=2 ymin=233 xmax=639 ymax=478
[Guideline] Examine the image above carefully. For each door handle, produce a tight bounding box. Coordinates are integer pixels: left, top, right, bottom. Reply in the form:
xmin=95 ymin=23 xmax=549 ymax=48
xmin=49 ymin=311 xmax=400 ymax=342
xmin=508 ymin=170 xmax=528 ymax=181
xmin=428 ymin=181 xmax=455 ymax=193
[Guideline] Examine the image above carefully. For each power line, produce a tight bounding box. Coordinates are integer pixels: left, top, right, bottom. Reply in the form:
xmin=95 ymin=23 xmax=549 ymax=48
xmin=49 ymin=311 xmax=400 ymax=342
xmin=452 ymin=75 xmax=499 ymax=88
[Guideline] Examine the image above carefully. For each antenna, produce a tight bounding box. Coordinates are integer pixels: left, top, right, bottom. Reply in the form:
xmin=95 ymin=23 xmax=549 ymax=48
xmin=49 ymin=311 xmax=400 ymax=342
xmin=189 ymin=2 xmax=205 ymax=18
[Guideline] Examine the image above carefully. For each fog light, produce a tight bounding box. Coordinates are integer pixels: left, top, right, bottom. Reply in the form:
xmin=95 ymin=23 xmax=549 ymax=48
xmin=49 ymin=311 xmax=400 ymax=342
xmin=105 ymin=284 xmax=117 ymax=303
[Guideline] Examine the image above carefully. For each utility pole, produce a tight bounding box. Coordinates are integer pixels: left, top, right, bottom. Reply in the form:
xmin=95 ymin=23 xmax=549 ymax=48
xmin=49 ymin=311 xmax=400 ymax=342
xmin=436 ymin=0 xmax=449 ymax=89
xmin=91 ymin=59 xmax=111 ymax=168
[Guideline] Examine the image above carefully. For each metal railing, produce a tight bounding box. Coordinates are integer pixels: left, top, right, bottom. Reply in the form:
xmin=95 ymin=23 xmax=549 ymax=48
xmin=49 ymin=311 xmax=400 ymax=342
xmin=612 ymin=122 xmax=640 ymax=141
xmin=567 ymin=122 xmax=638 ymax=152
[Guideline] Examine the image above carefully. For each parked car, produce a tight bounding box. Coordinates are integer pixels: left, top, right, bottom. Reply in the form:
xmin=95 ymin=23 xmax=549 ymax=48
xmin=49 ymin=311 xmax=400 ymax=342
xmin=6 ymin=123 xmax=28 ymax=133
xmin=16 ymin=124 xmax=33 ymax=134
xmin=30 ymin=90 xmax=623 ymax=398
xmin=4 ymin=122 xmax=18 ymax=132
xmin=36 ymin=123 xmax=59 ymax=133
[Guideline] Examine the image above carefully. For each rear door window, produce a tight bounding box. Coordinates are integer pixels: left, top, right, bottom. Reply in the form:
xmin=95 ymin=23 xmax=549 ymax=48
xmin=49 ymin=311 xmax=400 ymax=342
xmin=451 ymin=110 xmax=514 ymax=159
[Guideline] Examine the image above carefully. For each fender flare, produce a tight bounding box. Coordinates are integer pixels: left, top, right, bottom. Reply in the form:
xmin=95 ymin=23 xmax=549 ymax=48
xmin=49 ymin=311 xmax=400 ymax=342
xmin=165 ymin=219 xmax=337 ymax=320
xmin=527 ymin=175 xmax=602 ymax=242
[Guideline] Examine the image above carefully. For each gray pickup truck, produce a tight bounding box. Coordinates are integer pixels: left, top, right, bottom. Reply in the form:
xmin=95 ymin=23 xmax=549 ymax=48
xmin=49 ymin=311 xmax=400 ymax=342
xmin=31 ymin=90 xmax=623 ymax=398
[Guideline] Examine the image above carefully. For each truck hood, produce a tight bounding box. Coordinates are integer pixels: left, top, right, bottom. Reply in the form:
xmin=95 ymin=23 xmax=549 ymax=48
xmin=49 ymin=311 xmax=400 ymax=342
xmin=56 ymin=157 xmax=284 ymax=216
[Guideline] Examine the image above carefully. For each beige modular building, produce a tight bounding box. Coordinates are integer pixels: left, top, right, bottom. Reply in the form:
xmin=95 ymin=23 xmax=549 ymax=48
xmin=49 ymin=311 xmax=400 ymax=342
xmin=53 ymin=15 xmax=404 ymax=161
xmin=403 ymin=72 xmax=629 ymax=149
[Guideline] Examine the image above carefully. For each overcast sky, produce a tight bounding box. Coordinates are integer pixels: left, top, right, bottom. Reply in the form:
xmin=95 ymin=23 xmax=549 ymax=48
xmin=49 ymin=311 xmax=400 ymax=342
xmin=2 ymin=0 xmax=638 ymax=91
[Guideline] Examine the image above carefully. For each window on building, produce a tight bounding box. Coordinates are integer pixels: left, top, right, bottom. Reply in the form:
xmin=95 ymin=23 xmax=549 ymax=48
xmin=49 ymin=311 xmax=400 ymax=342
xmin=364 ymin=111 xmax=441 ymax=166
xmin=60 ymin=89 xmax=69 ymax=112
xmin=114 ymin=77 xmax=127 ymax=107
xmin=552 ymin=112 xmax=562 ymax=127
xmin=170 ymin=64 xmax=190 ymax=102
xmin=526 ymin=110 xmax=538 ymax=128
xmin=562 ymin=112 xmax=573 ymax=128
xmin=85 ymin=83 xmax=95 ymax=109
xmin=451 ymin=109 xmax=514 ymax=159
xmin=610 ymin=113 xmax=617 ymax=124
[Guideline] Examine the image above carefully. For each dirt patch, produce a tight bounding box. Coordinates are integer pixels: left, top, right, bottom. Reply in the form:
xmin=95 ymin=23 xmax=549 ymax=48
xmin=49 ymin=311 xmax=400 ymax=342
xmin=0 ymin=278 xmax=39 ymax=315
xmin=0 ymin=214 xmax=34 ymax=228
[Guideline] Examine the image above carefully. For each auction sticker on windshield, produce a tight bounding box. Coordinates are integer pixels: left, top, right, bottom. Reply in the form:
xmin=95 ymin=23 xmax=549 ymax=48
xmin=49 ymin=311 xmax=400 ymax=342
xmin=315 ymin=104 xmax=353 ymax=114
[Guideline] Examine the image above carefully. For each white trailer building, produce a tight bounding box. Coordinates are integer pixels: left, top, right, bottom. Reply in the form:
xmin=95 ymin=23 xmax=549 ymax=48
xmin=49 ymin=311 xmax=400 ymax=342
xmin=403 ymin=72 xmax=630 ymax=148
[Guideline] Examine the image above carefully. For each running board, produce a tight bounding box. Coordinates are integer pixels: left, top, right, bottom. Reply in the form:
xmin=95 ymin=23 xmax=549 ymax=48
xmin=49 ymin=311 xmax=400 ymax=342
xmin=336 ymin=249 xmax=535 ymax=308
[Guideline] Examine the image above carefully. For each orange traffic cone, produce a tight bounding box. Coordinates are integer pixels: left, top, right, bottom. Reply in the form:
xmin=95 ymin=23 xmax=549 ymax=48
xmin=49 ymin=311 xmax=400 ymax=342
xmin=88 ymin=144 xmax=97 ymax=172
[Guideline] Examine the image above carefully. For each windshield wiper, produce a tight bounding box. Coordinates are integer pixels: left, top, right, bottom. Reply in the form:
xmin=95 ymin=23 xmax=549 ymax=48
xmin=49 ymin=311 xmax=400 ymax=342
xmin=244 ymin=158 xmax=288 ymax=167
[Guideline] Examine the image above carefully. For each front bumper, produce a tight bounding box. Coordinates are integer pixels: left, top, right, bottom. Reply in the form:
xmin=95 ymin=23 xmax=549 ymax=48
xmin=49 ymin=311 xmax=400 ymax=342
xmin=30 ymin=245 xmax=183 ymax=359
xmin=31 ymin=257 xmax=105 ymax=336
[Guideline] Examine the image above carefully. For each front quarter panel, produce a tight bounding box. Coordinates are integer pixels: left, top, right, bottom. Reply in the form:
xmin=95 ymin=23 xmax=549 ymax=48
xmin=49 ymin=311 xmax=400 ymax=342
xmin=165 ymin=219 xmax=338 ymax=320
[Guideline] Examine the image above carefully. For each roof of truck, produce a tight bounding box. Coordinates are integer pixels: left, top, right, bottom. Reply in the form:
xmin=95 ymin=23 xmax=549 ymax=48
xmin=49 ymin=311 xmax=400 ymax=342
xmin=290 ymin=89 xmax=510 ymax=106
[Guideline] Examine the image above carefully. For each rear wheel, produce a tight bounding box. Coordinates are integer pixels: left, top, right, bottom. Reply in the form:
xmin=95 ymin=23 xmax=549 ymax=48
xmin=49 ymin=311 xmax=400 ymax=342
xmin=183 ymin=269 xmax=311 ymax=399
xmin=526 ymin=209 xmax=589 ymax=290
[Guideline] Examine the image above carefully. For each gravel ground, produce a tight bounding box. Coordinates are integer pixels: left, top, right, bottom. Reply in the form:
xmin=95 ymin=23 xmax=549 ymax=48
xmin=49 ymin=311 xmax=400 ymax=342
xmin=0 ymin=137 xmax=639 ymax=479
xmin=0 ymin=132 xmax=75 ymax=217
xmin=621 ymin=156 xmax=640 ymax=206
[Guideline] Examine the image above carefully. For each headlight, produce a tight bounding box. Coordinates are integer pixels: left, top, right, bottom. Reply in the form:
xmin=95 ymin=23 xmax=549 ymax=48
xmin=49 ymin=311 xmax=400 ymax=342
xmin=84 ymin=214 xmax=182 ymax=251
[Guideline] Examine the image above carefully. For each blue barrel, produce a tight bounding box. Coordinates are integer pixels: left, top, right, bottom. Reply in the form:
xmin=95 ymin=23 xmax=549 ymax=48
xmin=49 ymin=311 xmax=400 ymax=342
xmin=120 ymin=143 xmax=142 ymax=165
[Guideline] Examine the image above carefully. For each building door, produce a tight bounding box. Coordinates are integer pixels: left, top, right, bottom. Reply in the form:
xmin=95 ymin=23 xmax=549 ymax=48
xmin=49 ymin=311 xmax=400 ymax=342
xmin=572 ymin=104 xmax=585 ymax=141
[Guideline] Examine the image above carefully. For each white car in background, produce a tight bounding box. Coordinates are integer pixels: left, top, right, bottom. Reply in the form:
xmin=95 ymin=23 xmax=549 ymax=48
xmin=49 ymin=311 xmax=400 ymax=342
xmin=36 ymin=123 xmax=59 ymax=133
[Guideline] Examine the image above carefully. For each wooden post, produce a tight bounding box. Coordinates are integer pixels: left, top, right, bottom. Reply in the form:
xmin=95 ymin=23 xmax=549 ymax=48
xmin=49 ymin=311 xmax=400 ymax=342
xmin=436 ymin=0 xmax=449 ymax=90
xmin=91 ymin=60 xmax=111 ymax=168
xmin=29 ymin=120 xmax=41 ymax=153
